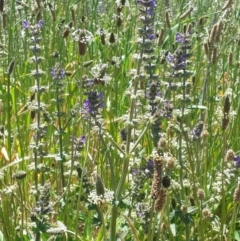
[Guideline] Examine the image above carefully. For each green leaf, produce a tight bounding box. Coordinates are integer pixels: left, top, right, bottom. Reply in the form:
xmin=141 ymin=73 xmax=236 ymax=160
xmin=187 ymin=105 xmax=207 ymax=110
xmin=0 ymin=231 xmax=5 ymax=241
xmin=234 ymin=231 xmax=240 ymax=241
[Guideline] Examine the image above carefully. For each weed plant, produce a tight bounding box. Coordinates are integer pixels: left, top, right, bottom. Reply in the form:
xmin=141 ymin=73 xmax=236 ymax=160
xmin=0 ymin=0 xmax=240 ymax=240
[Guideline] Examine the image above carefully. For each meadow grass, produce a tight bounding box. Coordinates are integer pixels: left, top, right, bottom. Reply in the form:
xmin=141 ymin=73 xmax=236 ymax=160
xmin=0 ymin=0 xmax=240 ymax=240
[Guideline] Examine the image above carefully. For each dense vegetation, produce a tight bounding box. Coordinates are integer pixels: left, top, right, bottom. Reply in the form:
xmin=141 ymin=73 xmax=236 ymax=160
xmin=0 ymin=0 xmax=240 ymax=240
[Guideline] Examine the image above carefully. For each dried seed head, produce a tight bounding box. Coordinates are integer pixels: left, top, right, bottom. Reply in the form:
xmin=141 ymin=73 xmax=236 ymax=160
xmin=157 ymin=28 xmax=164 ymax=46
xmin=2 ymin=11 xmax=6 ymax=29
xmin=215 ymin=21 xmax=223 ymax=42
xmin=7 ymin=59 xmax=15 ymax=75
xmin=202 ymin=208 xmax=211 ymax=220
xmin=233 ymin=183 xmax=240 ymax=202
xmin=116 ymin=15 xmax=122 ymax=27
xmin=197 ymin=189 xmax=205 ymax=200
xmin=166 ymin=156 xmax=175 ymax=169
xmin=181 ymin=205 xmax=188 ymax=214
xmin=203 ymin=42 xmax=209 ymax=56
xmin=96 ymin=175 xmax=105 ymax=196
xmin=189 ymin=196 xmax=195 ymax=206
xmin=71 ymin=8 xmax=75 ymax=23
xmin=62 ymin=27 xmax=70 ymax=38
xmin=225 ymin=149 xmax=235 ymax=162
xmin=0 ymin=0 xmax=4 ymax=12
xmin=228 ymin=51 xmax=233 ymax=67
xmin=109 ymin=32 xmax=115 ymax=44
xmin=222 ymin=116 xmax=229 ymax=131
xmin=155 ymin=189 xmax=167 ymax=211
xmin=78 ymin=32 xmax=87 ymax=56
xmin=100 ymin=29 xmax=105 ymax=45
xmin=161 ymin=223 xmax=167 ymax=232
xmin=187 ymin=23 xmax=192 ymax=34
xmin=209 ymin=24 xmax=217 ymax=44
xmin=165 ymin=11 xmax=171 ymax=28
xmin=158 ymin=137 xmax=167 ymax=149
xmin=222 ymin=0 xmax=233 ymax=11
xmin=151 ymin=156 xmax=164 ymax=199
xmin=201 ymin=130 xmax=209 ymax=139
xmin=223 ymin=96 xmax=230 ymax=114
xmin=179 ymin=7 xmax=193 ymax=20
xmin=211 ymin=47 xmax=217 ymax=65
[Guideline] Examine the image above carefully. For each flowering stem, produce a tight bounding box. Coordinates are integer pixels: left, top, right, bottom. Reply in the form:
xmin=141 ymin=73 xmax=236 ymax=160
xmin=56 ymin=86 xmax=66 ymax=189
xmin=147 ymin=201 xmax=155 ymax=241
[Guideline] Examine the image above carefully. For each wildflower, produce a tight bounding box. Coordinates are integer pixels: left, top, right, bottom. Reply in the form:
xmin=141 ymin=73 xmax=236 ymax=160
xmin=71 ymin=29 xmax=93 ymax=43
xmin=137 ymin=0 xmax=156 ymax=8
xmin=225 ymin=149 xmax=235 ymax=162
xmin=82 ymin=90 xmax=104 ymax=117
xmin=31 ymin=183 xmax=51 ymax=219
xmin=167 ymin=49 xmax=186 ymax=71
xmin=190 ymin=121 xmax=204 ymax=140
xmin=71 ymin=135 xmax=86 ymax=152
xmin=175 ymin=32 xmax=189 ymax=44
xmin=88 ymin=178 xmax=114 ymax=206
xmin=50 ymin=64 xmax=66 ymax=80
xmin=197 ymin=189 xmax=205 ymax=200
xmin=202 ymin=208 xmax=211 ymax=220
xmin=234 ymin=156 xmax=240 ymax=168
xmin=23 ymin=20 xmax=29 ymax=29
xmin=37 ymin=20 xmax=43 ymax=28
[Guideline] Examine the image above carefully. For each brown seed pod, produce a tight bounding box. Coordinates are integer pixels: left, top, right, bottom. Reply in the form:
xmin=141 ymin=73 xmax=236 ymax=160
xmin=0 ymin=0 xmax=4 ymax=12
xmin=222 ymin=116 xmax=229 ymax=130
xmin=222 ymin=0 xmax=233 ymax=11
xmin=211 ymin=47 xmax=217 ymax=65
xmin=228 ymin=51 xmax=233 ymax=67
xmin=203 ymin=42 xmax=209 ymax=56
xmin=116 ymin=15 xmax=122 ymax=27
xmin=223 ymin=96 xmax=230 ymax=114
xmin=158 ymin=28 xmax=164 ymax=46
xmin=62 ymin=28 xmax=70 ymax=38
xmin=71 ymin=8 xmax=75 ymax=23
xmin=215 ymin=21 xmax=223 ymax=42
xmin=165 ymin=11 xmax=171 ymax=28
xmin=78 ymin=32 xmax=87 ymax=56
xmin=209 ymin=24 xmax=217 ymax=44
xmin=109 ymin=32 xmax=115 ymax=44
xmin=2 ymin=11 xmax=7 ymax=29
xmin=179 ymin=7 xmax=193 ymax=20
xmin=7 ymin=59 xmax=15 ymax=75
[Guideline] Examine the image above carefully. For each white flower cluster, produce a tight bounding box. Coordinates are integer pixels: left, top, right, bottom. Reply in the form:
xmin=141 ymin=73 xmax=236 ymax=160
xmin=88 ymin=189 xmax=114 ymax=205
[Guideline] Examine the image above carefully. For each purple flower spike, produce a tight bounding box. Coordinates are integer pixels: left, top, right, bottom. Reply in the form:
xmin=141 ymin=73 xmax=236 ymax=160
xmin=234 ymin=156 xmax=240 ymax=168
xmin=23 ymin=20 xmax=29 ymax=29
xmin=176 ymin=32 xmax=186 ymax=44
xmin=38 ymin=20 xmax=43 ymax=28
xmin=50 ymin=68 xmax=57 ymax=80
